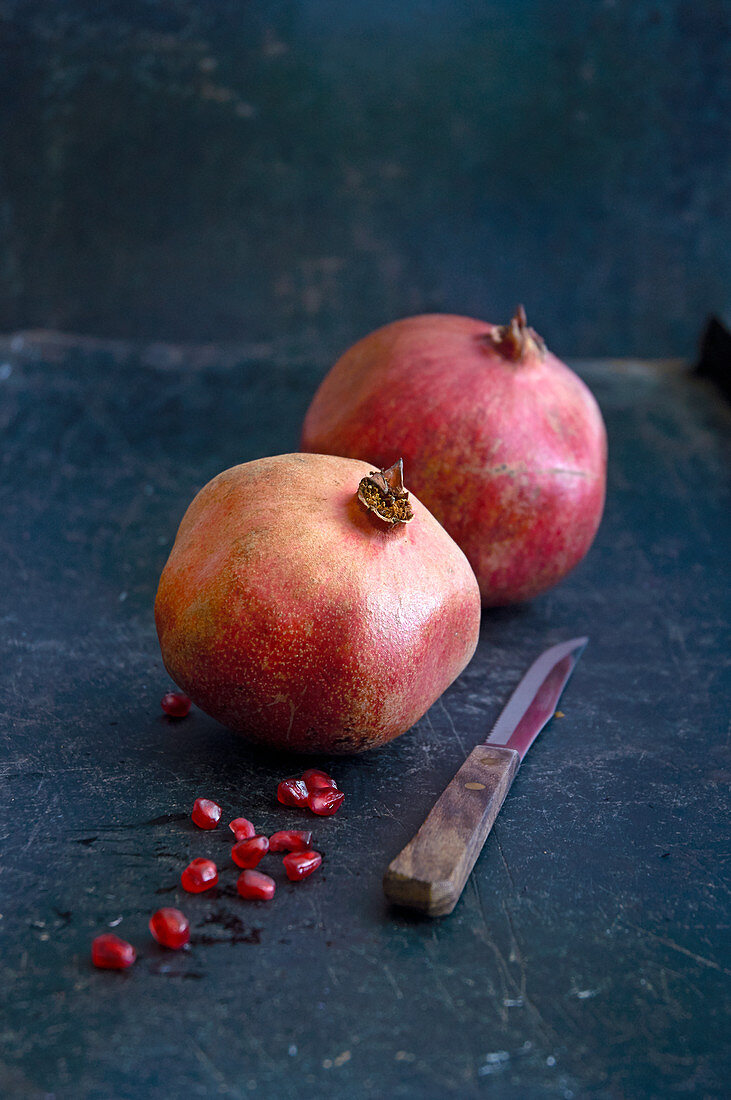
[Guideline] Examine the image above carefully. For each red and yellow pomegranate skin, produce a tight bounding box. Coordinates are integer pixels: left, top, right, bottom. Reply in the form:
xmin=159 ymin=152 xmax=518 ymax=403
xmin=301 ymin=314 xmax=607 ymax=606
xmin=154 ymin=453 xmax=480 ymax=754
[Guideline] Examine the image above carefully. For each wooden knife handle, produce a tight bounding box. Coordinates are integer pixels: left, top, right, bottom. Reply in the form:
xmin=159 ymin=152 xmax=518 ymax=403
xmin=383 ymin=745 xmax=520 ymax=917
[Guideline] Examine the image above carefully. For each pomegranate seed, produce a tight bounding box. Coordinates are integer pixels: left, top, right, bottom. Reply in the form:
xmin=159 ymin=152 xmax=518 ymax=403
xmin=268 ymin=829 xmax=312 ymax=852
xmin=231 ymin=835 xmax=269 ymax=868
xmin=301 ymin=768 xmax=338 ymax=792
xmin=149 ymin=908 xmax=190 ymax=950
xmin=237 ymin=869 xmax=276 ymax=901
xmin=161 ymin=692 xmax=191 ymax=718
xmin=92 ymin=933 xmax=136 ymax=970
xmin=229 ymin=817 xmax=256 ymax=841
xmin=283 ymin=850 xmax=322 ymax=881
xmin=277 ymin=778 xmax=309 ymax=807
xmin=191 ymin=797 xmax=222 ymax=829
xmin=181 ymin=857 xmax=218 ymax=893
xmin=308 ymin=788 xmax=345 ymax=816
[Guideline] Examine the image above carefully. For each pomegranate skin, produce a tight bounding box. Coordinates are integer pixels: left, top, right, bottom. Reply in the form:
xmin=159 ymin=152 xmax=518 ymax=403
xmin=154 ymin=453 xmax=480 ymax=754
xmin=301 ymin=314 xmax=607 ymax=606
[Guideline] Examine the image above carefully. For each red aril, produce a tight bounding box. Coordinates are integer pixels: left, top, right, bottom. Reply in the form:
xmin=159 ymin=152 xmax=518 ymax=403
xmin=277 ymin=779 xmax=309 ymax=807
xmin=237 ymin=869 xmax=276 ymax=901
xmin=181 ymin=857 xmax=218 ymax=893
xmin=191 ymin=797 xmax=221 ymax=829
xmin=283 ymin=850 xmax=322 ymax=881
xmin=301 ymin=769 xmax=337 ymax=792
xmin=149 ymin=908 xmax=190 ymax=949
xmin=161 ymin=691 xmax=191 ymax=717
xmin=308 ymin=788 xmax=344 ymax=816
xmin=301 ymin=310 xmax=607 ymax=606
xmin=229 ymin=817 xmax=256 ymax=841
xmin=92 ymin=933 xmax=136 ymax=970
xmin=269 ymin=829 xmax=313 ymax=852
xmin=231 ymin=835 xmax=269 ymax=868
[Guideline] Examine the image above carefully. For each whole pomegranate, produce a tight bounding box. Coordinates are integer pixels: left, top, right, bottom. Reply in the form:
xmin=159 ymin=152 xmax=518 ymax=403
xmin=301 ymin=308 xmax=607 ymax=605
xmin=154 ymin=454 xmax=480 ymax=754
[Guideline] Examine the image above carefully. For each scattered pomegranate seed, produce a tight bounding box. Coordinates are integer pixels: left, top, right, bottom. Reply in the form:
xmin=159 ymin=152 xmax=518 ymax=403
xmin=231 ymin=835 xmax=269 ymax=868
xmin=301 ymin=768 xmax=338 ymax=792
xmin=277 ymin=778 xmax=309 ymax=807
xmin=161 ymin=692 xmax=191 ymax=718
xmin=149 ymin=908 xmax=190 ymax=950
xmin=283 ymin=850 xmax=322 ymax=881
xmin=268 ymin=829 xmax=313 ymax=852
xmin=228 ymin=817 xmax=256 ymax=841
xmin=191 ymin=797 xmax=222 ymax=829
xmin=92 ymin=933 xmax=136 ymax=970
xmin=308 ymin=788 xmax=345 ymax=816
xmin=237 ymin=869 xmax=276 ymax=901
xmin=181 ymin=857 xmax=218 ymax=893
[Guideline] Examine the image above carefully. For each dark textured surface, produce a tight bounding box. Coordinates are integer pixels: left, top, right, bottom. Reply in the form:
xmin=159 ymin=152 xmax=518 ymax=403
xmin=1 ymin=1 xmax=730 ymax=357
xmin=0 ymin=335 xmax=730 ymax=1099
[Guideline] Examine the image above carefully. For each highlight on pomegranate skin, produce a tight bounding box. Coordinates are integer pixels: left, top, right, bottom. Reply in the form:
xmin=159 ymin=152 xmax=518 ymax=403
xmin=91 ymin=933 xmax=137 ymax=970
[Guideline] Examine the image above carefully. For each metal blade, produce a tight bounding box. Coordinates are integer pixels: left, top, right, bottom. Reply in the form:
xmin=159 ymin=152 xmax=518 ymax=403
xmin=485 ymin=637 xmax=588 ymax=761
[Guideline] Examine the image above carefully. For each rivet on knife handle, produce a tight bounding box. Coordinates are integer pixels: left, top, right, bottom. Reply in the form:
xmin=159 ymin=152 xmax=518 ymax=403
xmin=383 ymin=745 xmax=519 ymax=917
xmin=383 ymin=637 xmax=588 ymax=918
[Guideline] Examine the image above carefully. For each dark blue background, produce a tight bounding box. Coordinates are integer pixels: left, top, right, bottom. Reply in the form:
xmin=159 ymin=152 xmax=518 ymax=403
xmin=0 ymin=1 xmax=729 ymax=356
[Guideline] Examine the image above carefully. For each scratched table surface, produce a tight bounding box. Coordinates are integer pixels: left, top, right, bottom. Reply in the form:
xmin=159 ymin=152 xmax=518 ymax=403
xmin=0 ymin=334 xmax=729 ymax=1100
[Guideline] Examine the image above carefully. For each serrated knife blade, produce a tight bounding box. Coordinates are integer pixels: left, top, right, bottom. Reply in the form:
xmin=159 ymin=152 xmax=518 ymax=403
xmin=486 ymin=636 xmax=588 ymax=758
xmin=383 ymin=637 xmax=588 ymax=917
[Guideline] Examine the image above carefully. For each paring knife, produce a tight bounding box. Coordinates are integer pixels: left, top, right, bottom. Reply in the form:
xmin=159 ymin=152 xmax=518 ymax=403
xmin=383 ymin=637 xmax=588 ymax=917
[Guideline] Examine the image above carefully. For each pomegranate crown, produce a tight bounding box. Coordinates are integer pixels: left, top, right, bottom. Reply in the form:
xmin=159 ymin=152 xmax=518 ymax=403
xmin=485 ymin=305 xmax=546 ymax=363
xmin=357 ymin=459 xmax=414 ymax=527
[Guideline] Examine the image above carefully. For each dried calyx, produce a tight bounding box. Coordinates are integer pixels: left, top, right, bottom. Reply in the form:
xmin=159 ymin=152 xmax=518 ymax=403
xmin=484 ymin=305 xmax=546 ymax=363
xmin=357 ymin=459 xmax=414 ymax=527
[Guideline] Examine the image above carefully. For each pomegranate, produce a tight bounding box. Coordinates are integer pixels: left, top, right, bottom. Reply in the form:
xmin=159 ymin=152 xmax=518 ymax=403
xmin=155 ymin=453 xmax=480 ymax=753
xmin=301 ymin=309 xmax=607 ymax=605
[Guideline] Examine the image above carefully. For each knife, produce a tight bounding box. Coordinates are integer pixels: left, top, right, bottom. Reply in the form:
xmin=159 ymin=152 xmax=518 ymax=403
xmin=383 ymin=637 xmax=588 ymax=917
